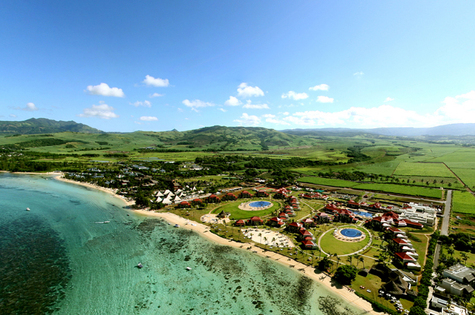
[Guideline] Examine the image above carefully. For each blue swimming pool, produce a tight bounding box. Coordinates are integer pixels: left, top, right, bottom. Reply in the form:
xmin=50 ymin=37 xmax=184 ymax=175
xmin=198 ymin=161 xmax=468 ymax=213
xmin=249 ymin=201 xmax=271 ymax=208
xmin=340 ymin=228 xmax=363 ymax=238
xmin=351 ymin=210 xmax=373 ymax=218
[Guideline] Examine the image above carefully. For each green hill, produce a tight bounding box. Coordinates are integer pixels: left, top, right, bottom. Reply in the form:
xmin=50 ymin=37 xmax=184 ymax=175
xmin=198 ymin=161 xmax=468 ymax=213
xmin=0 ymin=118 xmax=102 ymax=135
xmin=138 ymin=125 xmax=316 ymax=151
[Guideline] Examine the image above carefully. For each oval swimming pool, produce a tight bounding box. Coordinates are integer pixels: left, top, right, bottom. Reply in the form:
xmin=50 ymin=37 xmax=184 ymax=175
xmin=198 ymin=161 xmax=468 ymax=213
xmin=340 ymin=228 xmax=363 ymax=238
xmin=248 ymin=201 xmax=271 ymax=208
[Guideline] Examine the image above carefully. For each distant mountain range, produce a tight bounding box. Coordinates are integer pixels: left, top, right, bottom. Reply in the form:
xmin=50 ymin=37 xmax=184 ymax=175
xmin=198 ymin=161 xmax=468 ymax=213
xmin=3 ymin=118 xmax=475 ymax=139
xmin=282 ymin=123 xmax=475 ymax=137
xmin=0 ymin=118 xmax=102 ymax=135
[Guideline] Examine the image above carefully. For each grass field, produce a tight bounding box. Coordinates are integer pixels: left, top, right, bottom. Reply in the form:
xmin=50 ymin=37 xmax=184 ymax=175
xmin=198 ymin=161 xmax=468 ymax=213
xmin=211 ymin=199 xmax=281 ymax=220
xmin=452 ymin=191 xmax=475 ymax=214
xmin=354 ymin=183 xmax=443 ymax=199
xmin=298 ymin=177 xmax=360 ymax=188
xmin=319 ymin=227 xmax=370 ymax=256
xmin=393 ymin=162 xmax=454 ymax=177
xmin=298 ymin=176 xmax=443 ymax=199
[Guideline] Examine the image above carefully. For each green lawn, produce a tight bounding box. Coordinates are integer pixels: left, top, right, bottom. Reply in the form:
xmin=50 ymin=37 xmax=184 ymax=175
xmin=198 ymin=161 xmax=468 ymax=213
xmin=319 ymin=227 xmax=370 ymax=256
xmin=211 ymin=199 xmax=281 ymax=220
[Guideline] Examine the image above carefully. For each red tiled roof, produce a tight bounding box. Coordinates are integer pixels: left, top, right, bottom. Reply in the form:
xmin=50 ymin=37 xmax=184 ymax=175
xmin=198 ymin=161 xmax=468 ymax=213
xmin=249 ymin=216 xmax=263 ymax=221
xmin=193 ymin=198 xmax=202 ymax=202
xmin=301 ymin=240 xmax=316 ymax=246
xmin=395 ymin=252 xmax=415 ymax=261
xmin=392 ymin=238 xmax=408 ymax=245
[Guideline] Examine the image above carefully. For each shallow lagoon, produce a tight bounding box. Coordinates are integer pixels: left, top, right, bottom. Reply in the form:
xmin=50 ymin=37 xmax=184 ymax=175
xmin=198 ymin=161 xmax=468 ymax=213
xmin=0 ymin=173 xmax=361 ymax=314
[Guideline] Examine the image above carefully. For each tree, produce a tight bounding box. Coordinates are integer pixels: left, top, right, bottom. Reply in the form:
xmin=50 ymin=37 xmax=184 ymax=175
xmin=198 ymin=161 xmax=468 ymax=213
xmin=318 ymin=256 xmax=333 ymax=272
xmin=333 ymin=265 xmax=358 ymax=285
xmin=318 ymin=296 xmax=355 ymax=315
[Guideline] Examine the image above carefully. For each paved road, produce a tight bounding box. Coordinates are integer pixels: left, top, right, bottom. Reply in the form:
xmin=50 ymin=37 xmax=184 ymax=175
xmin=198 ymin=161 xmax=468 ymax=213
xmin=441 ymin=190 xmax=452 ymax=236
xmin=433 ymin=190 xmax=452 ymax=270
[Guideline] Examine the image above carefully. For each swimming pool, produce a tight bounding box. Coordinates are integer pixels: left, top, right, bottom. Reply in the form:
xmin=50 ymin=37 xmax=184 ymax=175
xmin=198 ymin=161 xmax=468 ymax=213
xmin=340 ymin=228 xmax=363 ymax=238
xmin=248 ymin=201 xmax=271 ymax=208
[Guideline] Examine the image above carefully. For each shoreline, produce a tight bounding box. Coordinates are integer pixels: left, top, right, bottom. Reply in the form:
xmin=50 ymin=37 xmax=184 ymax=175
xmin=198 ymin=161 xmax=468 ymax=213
xmin=6 ymin=172 xmax=380 ymax=314
xmin=134 ymin=209 xmax=380 ymax=315
xmin=52 ymin=174 xmax=136 ymax=207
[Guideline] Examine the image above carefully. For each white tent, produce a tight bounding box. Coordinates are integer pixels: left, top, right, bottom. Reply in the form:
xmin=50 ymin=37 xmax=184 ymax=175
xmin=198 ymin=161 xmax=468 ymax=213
xmin=162 ymin=197 xmax=172 ymax=205
xmin=156 ymin=197 xmax=163 ymax=203
xmin=156 ymin=191 xmax=164 ymax=197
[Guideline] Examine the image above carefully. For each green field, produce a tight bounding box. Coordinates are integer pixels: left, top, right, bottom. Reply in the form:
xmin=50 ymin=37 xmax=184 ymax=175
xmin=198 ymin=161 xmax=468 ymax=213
xmin=393 ymin=162 xmax=453 ymax=177
xmin=354 ymin=183 xmax=443 ymax=199
xmin=452 ymin=191 xmax=475 ymax=214
xmin=298 ymin=176 xmax=360 ymax=188
xmin=298 ymin=176 xmax=443 ymax=199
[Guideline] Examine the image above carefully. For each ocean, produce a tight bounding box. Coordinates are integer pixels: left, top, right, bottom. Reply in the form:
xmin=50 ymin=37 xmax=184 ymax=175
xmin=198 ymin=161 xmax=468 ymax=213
xmin=0 ymin=173 xmax=360 ymax=314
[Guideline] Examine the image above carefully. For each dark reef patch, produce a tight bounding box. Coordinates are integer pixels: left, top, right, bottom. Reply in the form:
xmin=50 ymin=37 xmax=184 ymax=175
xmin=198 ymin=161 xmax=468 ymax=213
xmin=0 ymin=216 xmax=71 ymax=313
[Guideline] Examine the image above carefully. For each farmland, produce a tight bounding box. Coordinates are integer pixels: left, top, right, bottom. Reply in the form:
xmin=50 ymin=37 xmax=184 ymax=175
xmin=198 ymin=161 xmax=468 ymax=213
xmin=452 ymin=191 xmax=475 ymax=214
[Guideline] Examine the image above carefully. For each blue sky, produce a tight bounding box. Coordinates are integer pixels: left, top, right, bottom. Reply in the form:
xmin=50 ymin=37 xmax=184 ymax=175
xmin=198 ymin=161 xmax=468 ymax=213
xmin=1 ymin=1 xmax=475 ymax=132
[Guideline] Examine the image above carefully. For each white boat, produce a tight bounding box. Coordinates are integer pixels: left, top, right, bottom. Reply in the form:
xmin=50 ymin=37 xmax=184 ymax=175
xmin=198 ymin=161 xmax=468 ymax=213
xmin=26 ymin=208 xmax=30 ymax=211
xmin=186 ymin=267 xmax=191 ymax=270
xmin=137 ymin=263 xmax=143 ymax=269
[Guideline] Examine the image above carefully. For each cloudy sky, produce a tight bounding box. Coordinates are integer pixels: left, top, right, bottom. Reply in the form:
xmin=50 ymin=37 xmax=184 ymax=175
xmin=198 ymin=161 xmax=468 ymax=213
xmin=1 ymin=1 xmax=475 ymax=132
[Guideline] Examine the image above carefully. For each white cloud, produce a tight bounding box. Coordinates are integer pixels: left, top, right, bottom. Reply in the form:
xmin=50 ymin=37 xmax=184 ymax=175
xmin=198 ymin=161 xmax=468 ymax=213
xmin=281 ymin=91 xmax=308 ymax=100
xmin=139 ymin=116 xmax=158 ymax=121
xmin=143 ymin=75 xmax=169 ymax=87
xmin=14 ymin=102 xmax=39 ymax=111
xmin=435 ymin=91 xmax=475 ymax=124
xmin=353 ymin=71 xmax=364 ymax=76
xmin=182 ymin=99 xmax=214 ymax=109
xmin=285 ymin=105 xmax=431 ymax=127
xmin=309 ymin=84 xmax=329 ymax=91
xmin=10 ymin=114 xmax=17 ymax=118
xmin=218 ymin=108 xmax=227 ymax=112
xmin=282 ymin=90 xmax=475 ymax=128
xmin=85 ymin=83 xmax=125 ymax=97
xmin=131 ymin=100 xmax=151 ymax=107
xmin=237 ymin=83 xmax=264 ymax=98
xmin=316 ymin=96 xmax=334 ymax=103
xmin=283 ymin=112 xmax=289 ymax=115
xmin=262 ymin=114 xmax=289 ymax=125
xmin=26 ymin=102 xmax=38 ymax=111
xmin=234 ymin=113 xmax=261 ymax=126
xmin=242 ymin=100 xmax=269 ymax=109
xmin=224 ymin=96 xmax=241 ymax=106
xmin=177 ymin=108 xmax=184 ymax=112
xmin=78 ymin=104 xmax=119 ymax=119
xmin=150 ymin=93 xmax=164 ymax=98
xmin=385 ymin=97 xmax=395 ymax=102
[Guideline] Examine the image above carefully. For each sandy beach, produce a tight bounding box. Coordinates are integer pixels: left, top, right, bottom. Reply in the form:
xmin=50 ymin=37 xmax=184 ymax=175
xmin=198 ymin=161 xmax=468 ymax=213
xmin=134 ymin=209 xmax=380 ymax=315
xmin=52 ymin=173 xmax=136 ymax=207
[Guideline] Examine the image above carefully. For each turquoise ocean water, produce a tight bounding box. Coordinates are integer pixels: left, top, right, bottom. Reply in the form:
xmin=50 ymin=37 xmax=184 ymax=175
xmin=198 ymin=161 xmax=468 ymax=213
xmin=0 ymin=173 xmax=362 ymax=314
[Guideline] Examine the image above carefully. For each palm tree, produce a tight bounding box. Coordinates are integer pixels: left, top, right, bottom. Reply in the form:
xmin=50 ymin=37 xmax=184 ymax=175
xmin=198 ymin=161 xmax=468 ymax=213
xmin=448 ymin=246 xmax=455 ymax=258
xmin=258 ymin=232 xmax=262 ymax=244
xmin=347 ymin=255 xmax=353 ymax=266
xmin=359 ymin=256 xmax=365 ymax=269
xmin=461 ymin=252 xmax=469 ymax=265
